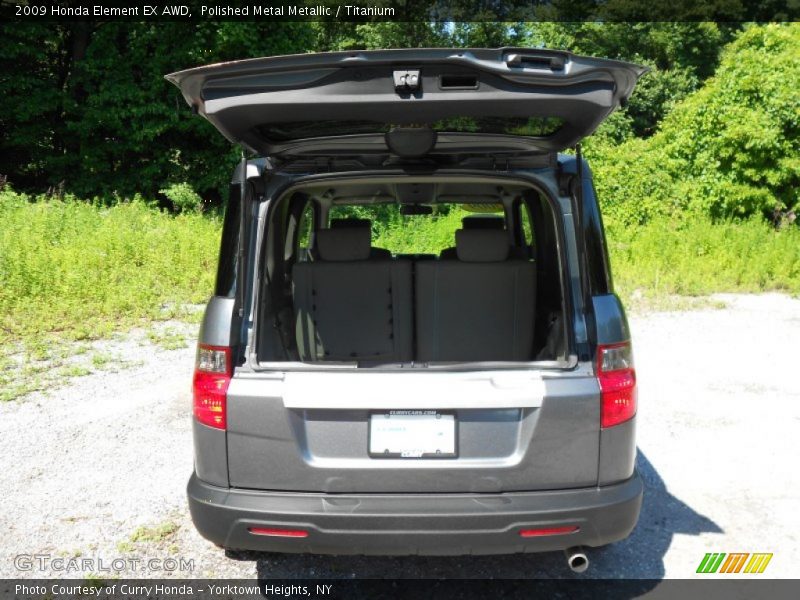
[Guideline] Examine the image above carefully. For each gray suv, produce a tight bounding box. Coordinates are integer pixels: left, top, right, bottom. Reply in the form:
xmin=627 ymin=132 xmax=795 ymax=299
xmin=168 ymin=48 xmax=645 ymax=571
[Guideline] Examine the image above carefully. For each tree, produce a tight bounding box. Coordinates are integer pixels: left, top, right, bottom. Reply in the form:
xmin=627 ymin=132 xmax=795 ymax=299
xmin=0 ymin=20 xmax=737 ymax=202
xmin=525 ymin=22 xmax=737 ymax=137
xmin=592 ymin=24 xmax=800 ymax=224
xmin=0 ymin=21 xmax=316 ymax=202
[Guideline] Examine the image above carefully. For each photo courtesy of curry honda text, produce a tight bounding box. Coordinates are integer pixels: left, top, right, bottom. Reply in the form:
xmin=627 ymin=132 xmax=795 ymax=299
xmin=167 ymin=48 xmax=645 ymax=573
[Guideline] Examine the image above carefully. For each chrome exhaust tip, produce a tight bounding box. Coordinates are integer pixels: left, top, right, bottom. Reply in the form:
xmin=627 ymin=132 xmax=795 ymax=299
xmin=565 ymin=546 xmax=589 ymax=573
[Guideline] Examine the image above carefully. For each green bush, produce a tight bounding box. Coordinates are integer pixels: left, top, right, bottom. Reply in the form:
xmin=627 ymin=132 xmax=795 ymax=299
xmin=0 ymin=22 xmax=317 ymax=200
xmin=0 ymin=189 xmax=220 ymax=350
xmin=159 ymin=182 xmax=203 ymax=213
xmin=330 ymin=204 xmax=476 ymax=255
xmin=528 ymin=22 xmax=729 ymax=138
xmin=373 ymin=209 xmax=469 ymax=255
xmin=590 ymin=23 xmax=800 ymax=225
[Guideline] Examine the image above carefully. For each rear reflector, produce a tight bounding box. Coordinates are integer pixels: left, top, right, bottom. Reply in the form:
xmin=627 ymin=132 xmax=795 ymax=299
xmin=519 ymin=525 xmax=580 ymax=537
xmin=192 ymin=345 xmax=232 ymax=430
xmin=597 ymin=342 xmax=637 ymax=428
xmin=248 ymin=527 xmax=309 ymax=538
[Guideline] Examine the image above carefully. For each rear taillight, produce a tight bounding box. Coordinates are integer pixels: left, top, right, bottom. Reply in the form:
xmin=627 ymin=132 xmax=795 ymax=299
xmin=192 ymin=344 xmax=232 ymax=430
xmin=519 ymin=525 xmax=580 ymax=537
xmin=248 ymin=527 xmax=309 ymax=538
xmin=597 ymin=342 xmax=637 ymax=428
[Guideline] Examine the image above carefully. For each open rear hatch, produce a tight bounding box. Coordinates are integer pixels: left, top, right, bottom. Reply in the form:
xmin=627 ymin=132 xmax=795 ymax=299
xmin=175 ymin=49 xmax=646 ymax=494
xmin=166 ymin=48 xmax=647 ymax=158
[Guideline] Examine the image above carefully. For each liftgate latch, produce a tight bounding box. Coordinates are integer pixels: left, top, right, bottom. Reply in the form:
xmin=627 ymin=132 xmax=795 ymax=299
xmin=393 ymin=70 xmax=421 ymax=92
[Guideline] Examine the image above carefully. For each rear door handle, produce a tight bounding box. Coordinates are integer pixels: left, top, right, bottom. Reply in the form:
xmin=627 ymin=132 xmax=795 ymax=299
xmin=505 ymin=53 xmax=565 ymax=70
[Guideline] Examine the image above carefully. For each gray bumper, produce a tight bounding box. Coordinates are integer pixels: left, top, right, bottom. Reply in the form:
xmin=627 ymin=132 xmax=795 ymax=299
xmin=188 ymin=472 xmax=643 ymax=556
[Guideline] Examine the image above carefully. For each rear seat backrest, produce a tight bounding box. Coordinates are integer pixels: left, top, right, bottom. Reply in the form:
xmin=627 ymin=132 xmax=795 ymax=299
xmin=416 ymin=229 xmax=536 ymax=362
xmin=330 ymin=217 xmax=392 ymax=259
xmin=439 ymin=215 xmax=505 ymax=260
xmin=292 ymin=227 xmax=412 ymax=362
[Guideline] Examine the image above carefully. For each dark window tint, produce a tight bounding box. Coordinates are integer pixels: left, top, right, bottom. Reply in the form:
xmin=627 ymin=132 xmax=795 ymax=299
xmin=214 ymin=184 xmax=241 ymax=297
xmin=583 ymin=180 xmax=612 ymax=294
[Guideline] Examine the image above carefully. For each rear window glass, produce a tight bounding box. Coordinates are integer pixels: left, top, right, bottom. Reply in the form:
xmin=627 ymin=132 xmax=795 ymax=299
xmin=327 ymin=203 xmax=505 ymax=256
xmin=259 ymin=117 xmax=564 ymax=142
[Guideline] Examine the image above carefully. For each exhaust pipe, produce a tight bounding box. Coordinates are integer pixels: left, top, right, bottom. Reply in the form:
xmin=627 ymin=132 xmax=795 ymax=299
xmin=565 ymin=546 xmax=589 ymax=573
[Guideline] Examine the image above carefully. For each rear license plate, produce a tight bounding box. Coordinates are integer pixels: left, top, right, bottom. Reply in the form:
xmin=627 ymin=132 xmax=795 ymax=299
xmin=369 ymin=411 xmax=457 ymax=458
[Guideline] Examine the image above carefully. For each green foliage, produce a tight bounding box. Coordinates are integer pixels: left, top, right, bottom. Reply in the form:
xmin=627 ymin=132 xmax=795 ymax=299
xmin=586 ymin=110 xmax=636 ymax=147
xmin=529 ymin=21 xmax=730 ymax=79
xmin=128 ymin=520 xmax=180 ymax=544
xmin=147 ymin=328 xmax=189 ymax=350
xmin=159 ymin=182 xmax=203 ymax=213
xmin=312 ymin=20 xmax=530 ymax=53
xmin=607 ymin=217 xmax=800 ymax=299
xmin=0 ymin=189 xmax=220 ymax=352
xmin=527 ymin=22 xmax=733 ymax=137
xmin=0 ymin=19 xmax=529 ymax=201
xmin=372 ymin=208 xmax=471 ymax=255
xmin=0 ymin=21 xmax=316 ymax=201
xmin=448 ymin=22 xmax=528 ymax=47
xmin=591 ymin=23 xmax=800 ymax=225
xmin=621 ymin=62 xmax=698 ymax=138
xmin=0 ymin=20 xmax=738 ymax=202
xmin=328 ymin=203 xmax=491 ymax=255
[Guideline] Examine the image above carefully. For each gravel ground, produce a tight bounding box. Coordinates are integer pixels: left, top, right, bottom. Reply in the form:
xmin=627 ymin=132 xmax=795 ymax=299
xmin=1 ymin=293 xmax=798 ymax=580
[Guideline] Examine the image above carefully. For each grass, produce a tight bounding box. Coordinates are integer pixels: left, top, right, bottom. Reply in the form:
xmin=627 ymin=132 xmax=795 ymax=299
xmin=129 ymin=520 xmax=180 ymax=543
xmin=0 ymin=189 xmax=220 ymax=350
xmin=0 ymin=189 xmax=219 ymax=400
xmin=146 ymin=327 xmax=189 ymax=350
xmin=91 ymin=353 xmax=112 ymax=368
xmin=606 ymin=217 xmax=800 ymax=304
xmin=118 ymin=519 xmax=180 ymax=553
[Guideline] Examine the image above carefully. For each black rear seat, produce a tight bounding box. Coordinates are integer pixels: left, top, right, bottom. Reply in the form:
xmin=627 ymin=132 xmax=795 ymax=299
xmin=292 ymin=227 xmax=413 ymax=362
xmin=416 ymin=229 xmax=536 ymax=362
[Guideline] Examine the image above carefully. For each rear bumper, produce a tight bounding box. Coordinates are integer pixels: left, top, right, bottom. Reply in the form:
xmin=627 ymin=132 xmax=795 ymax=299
xmin=188 ymin=472 xmax=642 ymax=556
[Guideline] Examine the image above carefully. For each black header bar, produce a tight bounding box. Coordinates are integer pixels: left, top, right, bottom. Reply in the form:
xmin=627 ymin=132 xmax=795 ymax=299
xmin=2 ymin=0 xmax=798 ymax=23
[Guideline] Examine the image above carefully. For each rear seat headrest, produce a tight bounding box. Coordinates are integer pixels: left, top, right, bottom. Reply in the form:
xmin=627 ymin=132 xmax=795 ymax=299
xmin=330 ymin=218 xmax=372 ymax=230
xmin=316 ymin=227 xmax=372 ymax=261
xmin=455 ymin=229 xmax=509 ymax=262
xmin=462 ymin=215 xmax=505 ymax=230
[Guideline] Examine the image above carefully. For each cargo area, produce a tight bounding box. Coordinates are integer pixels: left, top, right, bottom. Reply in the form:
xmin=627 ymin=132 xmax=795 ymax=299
xmin=221 ymin=175 xmax=598 ymax=494
xmin=255 ymin=177 xmax=570 ymax=368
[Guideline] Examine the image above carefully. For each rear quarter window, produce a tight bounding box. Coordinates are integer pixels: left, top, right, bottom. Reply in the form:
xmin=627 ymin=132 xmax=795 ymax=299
xmin=214 ymin=184 xmax=241 ymax=297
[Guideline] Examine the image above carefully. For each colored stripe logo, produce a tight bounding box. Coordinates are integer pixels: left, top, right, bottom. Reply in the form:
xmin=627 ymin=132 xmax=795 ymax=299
xmin=696 ymin=553 xmax=772 ymax=574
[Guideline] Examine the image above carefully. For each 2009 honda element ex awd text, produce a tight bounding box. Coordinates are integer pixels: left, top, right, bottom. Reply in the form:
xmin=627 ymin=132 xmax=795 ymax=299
xmin=167 ymin=48 xmax=646 ymax=569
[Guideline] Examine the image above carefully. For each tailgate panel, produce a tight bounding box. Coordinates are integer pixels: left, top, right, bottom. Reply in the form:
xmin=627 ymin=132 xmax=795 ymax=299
xmin=226 ymin=372 xmax=600 ymax=493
